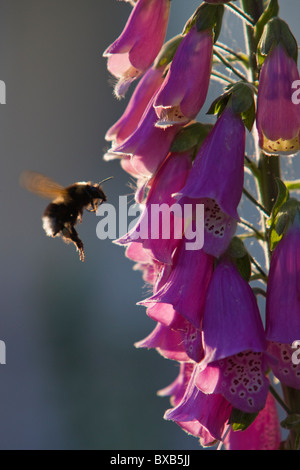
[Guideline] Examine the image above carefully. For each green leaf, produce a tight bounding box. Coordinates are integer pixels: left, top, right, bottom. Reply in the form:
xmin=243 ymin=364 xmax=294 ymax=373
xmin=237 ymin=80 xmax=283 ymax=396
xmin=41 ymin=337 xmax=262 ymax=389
xmin=229 ymin=408 xmax=258 ymax=432
xmin=268 ymin=178 xmax=290 ymax=225
xmin=281 ymin=413 xmax=300 ymax=430
xmin=269 ymin=198 xmax=300 ymax=251
xmin=227 ymin=237 xmax=251 ymax=282
xmin=183 ymin=4 xmax=224 ymax=38
xmin=258 ymin=18 xmax=298 ymax=65
xmin=154 ymin=35 xmax=183 ymax=69
xmin=254 ymin=0 xmax=279 ymax=46
xmin=170 ymin=123 xmax=212 ymax=154
xmin=227 ymin=237 xmax=248 ymax=259
xmin=269 ymin=213 xmax=289 ymax=251
xmin=207 ymin=82 xmax=256 ymax=128
xmin=241 ymin=100 xmax=256 ymax=132
xmin=206 ymin=94 xmax=228 ymax=116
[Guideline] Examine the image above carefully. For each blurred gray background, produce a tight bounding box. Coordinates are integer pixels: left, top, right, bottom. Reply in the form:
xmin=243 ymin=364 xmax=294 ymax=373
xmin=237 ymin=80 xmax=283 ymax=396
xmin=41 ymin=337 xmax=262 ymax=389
xmin=0 ymin=0 xmax=299 ymax=450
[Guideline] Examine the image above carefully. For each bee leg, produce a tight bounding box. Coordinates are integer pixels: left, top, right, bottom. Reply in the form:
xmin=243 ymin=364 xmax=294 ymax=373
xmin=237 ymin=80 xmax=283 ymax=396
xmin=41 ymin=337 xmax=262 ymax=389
xmin=62 ymin=226 xmax=85 ymax=262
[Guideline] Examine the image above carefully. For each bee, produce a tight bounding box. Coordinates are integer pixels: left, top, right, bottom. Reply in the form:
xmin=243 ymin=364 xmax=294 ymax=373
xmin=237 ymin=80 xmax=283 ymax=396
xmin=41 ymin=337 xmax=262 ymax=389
xmin=20 ymin=171 xmax=112 ymax=262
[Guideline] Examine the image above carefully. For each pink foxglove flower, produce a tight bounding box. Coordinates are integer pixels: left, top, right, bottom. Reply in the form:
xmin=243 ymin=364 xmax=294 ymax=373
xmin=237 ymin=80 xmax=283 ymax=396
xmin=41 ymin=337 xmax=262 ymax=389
xmin=135 ymin=322 xmax=192 ymax=362
xmin=141 ymin=236 xmax=214 ymax=329
xmin=103 ymin=0 xmax=170 ymax=97
xmin=125 ymin=242 xmax=161 ymax=285
xmin=256 ymin=43 xmax=300 ymax=155
xmin=164 ymin=365 xmax=232 ymax=444
xmin=224 ymin=393 xmax=281 ymax=450
xmin=177 ymin=107 xmax=246 ymax=221
xmin=109 ymin=95 xmax=180 ymax=176
xmin=201 ymin=257 xmax=266 ymax=366
xmin=115 ymin=151 xmax=192 ymax=264
xmin=145 ymin=303 xmax=204 ymax=362
xmin=195 ymin=351 xmax=269 ymax=413
xmin=266 ymin=217 xmax=300 ymax=344
xmin=105 ymin=65 xmax=165 ymax=145
xmin=158 ymin=363 xmax=194 ymax=407
xmin=154 ymin=26 xmax=213 ymax=126
xmin=267 ymin=342 xmax=300 ymax=390
xmin=178 ymin=196 xmax=237 ymax=258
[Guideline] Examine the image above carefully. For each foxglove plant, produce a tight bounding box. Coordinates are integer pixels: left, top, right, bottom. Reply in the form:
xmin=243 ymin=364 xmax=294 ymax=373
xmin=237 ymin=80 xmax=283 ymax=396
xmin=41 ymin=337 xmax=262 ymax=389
xmin=103 ymin=0 xmax=300 ymax=451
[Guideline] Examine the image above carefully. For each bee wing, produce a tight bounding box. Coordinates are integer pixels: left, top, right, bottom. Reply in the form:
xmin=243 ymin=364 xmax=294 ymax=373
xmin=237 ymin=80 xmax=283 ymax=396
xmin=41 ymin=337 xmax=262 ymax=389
xmin=20 ymin=171 xmax=69 ymax=200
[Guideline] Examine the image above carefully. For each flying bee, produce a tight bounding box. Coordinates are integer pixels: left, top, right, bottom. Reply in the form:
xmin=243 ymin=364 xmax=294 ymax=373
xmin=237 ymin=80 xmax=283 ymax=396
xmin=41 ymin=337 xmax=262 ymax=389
xmin=20 ymin=171 xmax=112 ymax=262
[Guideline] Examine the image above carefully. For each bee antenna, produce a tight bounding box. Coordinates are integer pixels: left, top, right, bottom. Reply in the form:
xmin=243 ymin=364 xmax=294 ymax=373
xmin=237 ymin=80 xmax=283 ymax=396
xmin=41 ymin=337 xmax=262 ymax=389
xmin=98 ymin=176 xmax=114 ymax=186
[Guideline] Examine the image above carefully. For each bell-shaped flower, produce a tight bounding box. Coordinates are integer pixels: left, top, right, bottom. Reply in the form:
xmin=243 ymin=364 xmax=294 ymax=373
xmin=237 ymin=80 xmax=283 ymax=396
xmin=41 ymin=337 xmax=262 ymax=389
xmin=105 ymin=65 xmax=165 ymax=145
xmin=201 ymin=257 xmax=266 ymax=367
xmin=109 ymin=95 xmax=180 ymax=177
xmin=158 ymin=363 xmax=194 ymax=407
xmin=135 ymin=322 xmax=192 ymax=362
xmin=141 ymin=236 xmax=214 ymax=329
xmin=195 ymin=351 xmax=270 ymax=413
xmin=256 ymin=44 xmax=300 ymax=155
xmin=266 ymin=216 xmax=300 ymax=344
xmin=176 ymin=107 xmax=246 ymax=221
xmin=115 ymin=151 xmax=192 ymax=264
xmin=125 ymin=242 xmax=162 ymax=285
xmin=178 ymin=196 xmax=237 ymax=258
xmin=154 ymin=26 xmax=213 ymax=127
xmin=267 ymin=341 xmax=300 ymax=390
xmin=103 ymin=0 xmax=170 ymax=97
xmin=224 ymin=392 xmax=281 ymax=450
xmin=146 ymin=303 xmax=204 ymax=362
xmin=164 ymin=365 xmax=232 ymax=444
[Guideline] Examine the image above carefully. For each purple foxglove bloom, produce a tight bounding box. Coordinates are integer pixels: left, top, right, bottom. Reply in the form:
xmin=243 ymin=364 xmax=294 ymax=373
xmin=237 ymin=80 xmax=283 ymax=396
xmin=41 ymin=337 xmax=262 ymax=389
xmin=267 ymin=341 xmax=300 ymax=390
xmin=146 ymin=303 xmax=204 ymax=362
xmin=115 ymin=152 xmax=192 ymax=264
xmin=105 ymin=65 xmax=165 ymax=145
xmin=158 ymin=363 xmax=194 ymax=407
xmin=141 ymin=237 xmax=214 ymax=329
xmin=195 ymin=351 xmax=269 ymax=413
xmin=178 ymin=196 xmax=237 ymax=257
xmin=224 ymin=393 xmax=281 ymax=450
xmin=176 ymin=107 xmax=246 ymax=221
xmin=266 ymin=220 xmax=300 ymax=343
xmin=103 ymin=0 xmax=170 ymax=97
xmin=154 ymin=26 xmax=213 ymax=126
xmin=256 ymin=44 xmax=300 ymax=155
xmin=125 ymin=242 xmax=162 ymax=285
xmin=201 ymin=258 xmax=266 ymax=366
xmin=135 ymin=322 xmax=191 ymax=362
xmin=119 ymin=155 xmax=144 ymax=178
xmin=109 ymin=95 xmax=180 ymax=176
xmin=164 ymin=366 xmax=232 ymax=443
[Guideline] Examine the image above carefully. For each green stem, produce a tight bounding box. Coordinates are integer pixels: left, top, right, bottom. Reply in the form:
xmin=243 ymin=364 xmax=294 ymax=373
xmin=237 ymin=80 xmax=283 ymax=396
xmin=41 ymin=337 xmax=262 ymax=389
xmin=225 ymin=3 xmax=255 ymax=27
xmin=269 ymin=385 xmax=291 ymax=415
xmin=239 ymin=217 xmax=265 ymax=241
xmin=213 ymin=49 xmax=248 ymax=81
xmin=242 ymin=187 xmax=270 ymax=216
xmin=249 ymin=255 xmax=267 ymax=280
xmin=211 ymin=71 xmax=235 ymax=85
xmin=214 ymin=42 xmax=249 ymax=66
